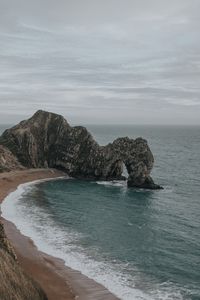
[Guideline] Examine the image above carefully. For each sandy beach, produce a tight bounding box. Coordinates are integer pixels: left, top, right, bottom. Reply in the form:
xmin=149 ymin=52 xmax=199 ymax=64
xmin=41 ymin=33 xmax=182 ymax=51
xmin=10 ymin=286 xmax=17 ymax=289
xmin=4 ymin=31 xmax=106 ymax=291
xmin=0 ymin=169 xmax=119 ymax=300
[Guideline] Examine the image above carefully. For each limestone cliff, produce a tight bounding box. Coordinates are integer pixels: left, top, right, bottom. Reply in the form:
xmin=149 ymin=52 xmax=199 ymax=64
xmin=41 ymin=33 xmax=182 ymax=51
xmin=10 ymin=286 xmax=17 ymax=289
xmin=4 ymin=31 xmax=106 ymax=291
xmin=0 ymin=145 xmax=23 ymax=173
xmin=0 ymin=221 xmax=47 ymax=300
xmin=0 ymin=110 xmax=162 ymax=189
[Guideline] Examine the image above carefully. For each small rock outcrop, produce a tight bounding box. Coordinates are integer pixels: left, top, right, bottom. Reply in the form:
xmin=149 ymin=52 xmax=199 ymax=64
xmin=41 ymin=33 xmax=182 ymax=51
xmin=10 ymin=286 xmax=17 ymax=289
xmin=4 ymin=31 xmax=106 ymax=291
xmin=0 ymin=145 xmax=24 ymax=173
xmin=0 ymin=110 xmax=162 ymax=189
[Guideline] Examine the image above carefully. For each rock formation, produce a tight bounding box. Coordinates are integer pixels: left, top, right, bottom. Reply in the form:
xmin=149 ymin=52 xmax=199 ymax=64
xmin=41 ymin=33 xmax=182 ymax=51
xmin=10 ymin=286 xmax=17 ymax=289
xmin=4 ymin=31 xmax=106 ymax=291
xmin=0 ymin=110 xmax=162 ymax=189
xmin=0 ymin=221 xmax=48 ymax=300
xmin=0 ymin=145 xmax=23 ymax=173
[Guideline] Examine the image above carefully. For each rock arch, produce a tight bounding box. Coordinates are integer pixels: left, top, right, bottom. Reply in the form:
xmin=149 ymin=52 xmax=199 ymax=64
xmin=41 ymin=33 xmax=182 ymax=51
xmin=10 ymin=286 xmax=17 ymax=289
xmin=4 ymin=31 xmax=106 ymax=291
xmin=0 ymin=110 xmax=162 ymax=189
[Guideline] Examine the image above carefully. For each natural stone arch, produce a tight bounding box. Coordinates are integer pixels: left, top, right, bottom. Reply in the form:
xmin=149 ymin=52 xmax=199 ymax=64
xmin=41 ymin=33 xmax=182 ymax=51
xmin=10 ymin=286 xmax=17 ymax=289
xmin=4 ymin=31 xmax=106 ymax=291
xmin=0 ymin=110 xmax=162 ymax=189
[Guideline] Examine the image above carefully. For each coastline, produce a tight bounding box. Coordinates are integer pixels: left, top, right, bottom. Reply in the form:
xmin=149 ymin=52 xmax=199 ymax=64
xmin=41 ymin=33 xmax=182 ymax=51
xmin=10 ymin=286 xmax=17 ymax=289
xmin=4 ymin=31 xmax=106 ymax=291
xmin=0 ymin=169 xmax=119 ymax=300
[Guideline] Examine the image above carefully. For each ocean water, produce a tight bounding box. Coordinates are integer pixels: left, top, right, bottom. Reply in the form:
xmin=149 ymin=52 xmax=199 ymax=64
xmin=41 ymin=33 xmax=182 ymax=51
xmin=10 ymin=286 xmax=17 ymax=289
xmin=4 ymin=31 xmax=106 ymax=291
xmin=1 ymin=125 xmax=200 ymax=300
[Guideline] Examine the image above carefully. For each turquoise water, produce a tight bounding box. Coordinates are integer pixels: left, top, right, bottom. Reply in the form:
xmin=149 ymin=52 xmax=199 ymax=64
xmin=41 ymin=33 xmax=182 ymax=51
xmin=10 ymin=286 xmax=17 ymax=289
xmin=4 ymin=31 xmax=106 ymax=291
xmin=1 ymin=125 xmax=200 ymax=299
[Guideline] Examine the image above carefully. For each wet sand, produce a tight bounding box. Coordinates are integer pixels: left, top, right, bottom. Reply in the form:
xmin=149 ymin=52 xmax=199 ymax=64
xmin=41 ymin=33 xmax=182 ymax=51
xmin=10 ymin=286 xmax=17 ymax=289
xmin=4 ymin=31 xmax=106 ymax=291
xmin=0 ymin=169 xmax=119 ymax=300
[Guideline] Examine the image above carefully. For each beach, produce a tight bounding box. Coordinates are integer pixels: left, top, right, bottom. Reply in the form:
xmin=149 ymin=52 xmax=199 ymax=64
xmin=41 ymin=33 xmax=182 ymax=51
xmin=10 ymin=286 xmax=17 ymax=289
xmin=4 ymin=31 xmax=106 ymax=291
xmin=0 ymin=169 xmax=119 ymax=300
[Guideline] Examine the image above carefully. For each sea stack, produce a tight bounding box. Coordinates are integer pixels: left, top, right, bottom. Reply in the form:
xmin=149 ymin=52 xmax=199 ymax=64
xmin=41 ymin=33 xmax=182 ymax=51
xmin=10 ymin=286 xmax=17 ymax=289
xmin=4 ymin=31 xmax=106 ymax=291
xmin=0 ymin=110 xmax=162 ymax=189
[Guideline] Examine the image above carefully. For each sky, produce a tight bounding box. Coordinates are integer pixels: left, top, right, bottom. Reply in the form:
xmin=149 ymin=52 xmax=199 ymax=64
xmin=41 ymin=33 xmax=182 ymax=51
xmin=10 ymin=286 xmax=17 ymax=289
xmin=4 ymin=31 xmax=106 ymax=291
xmin=0 ymin=0 xmax=200 ymax=124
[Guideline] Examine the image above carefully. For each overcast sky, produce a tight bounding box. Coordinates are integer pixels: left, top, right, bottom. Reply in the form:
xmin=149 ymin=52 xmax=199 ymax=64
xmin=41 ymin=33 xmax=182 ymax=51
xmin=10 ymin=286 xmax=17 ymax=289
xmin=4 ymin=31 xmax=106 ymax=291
xmin=0 ymin=0 xmax=200 ymax=124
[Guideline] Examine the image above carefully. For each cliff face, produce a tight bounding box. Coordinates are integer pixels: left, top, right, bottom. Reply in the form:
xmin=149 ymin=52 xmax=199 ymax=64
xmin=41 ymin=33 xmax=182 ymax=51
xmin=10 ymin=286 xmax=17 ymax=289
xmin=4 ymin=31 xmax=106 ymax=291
xmin=0 ymin=110 xmax=162 ymax=189
xmin=0 ymin=221 xmax=47 ymax=300
xmin=0 ymin=145 xmax=23 ymax=173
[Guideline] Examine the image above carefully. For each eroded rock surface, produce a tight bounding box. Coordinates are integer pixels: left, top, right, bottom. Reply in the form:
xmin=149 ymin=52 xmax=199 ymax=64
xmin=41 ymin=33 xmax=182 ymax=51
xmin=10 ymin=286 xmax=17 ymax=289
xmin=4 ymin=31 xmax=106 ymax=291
xmin=0 ymin=221 xmax=48 ymax=300
xmin=0 ymin=145 xmax=24 ymax=172
xmin=0 ymin=110 xmax=162 ymax=189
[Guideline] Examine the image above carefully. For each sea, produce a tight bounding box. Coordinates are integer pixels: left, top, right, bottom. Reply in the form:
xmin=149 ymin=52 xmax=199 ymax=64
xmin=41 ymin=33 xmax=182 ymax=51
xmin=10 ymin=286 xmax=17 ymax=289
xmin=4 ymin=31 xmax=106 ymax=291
xmin=1 ymin=124 xmax=200 ymax=300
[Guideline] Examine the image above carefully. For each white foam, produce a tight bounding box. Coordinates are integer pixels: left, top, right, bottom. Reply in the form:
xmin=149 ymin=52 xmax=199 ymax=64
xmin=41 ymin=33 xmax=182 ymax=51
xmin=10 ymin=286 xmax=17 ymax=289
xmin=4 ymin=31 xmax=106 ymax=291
xmin=96 ymin=180 xmax=127 ymax=188
xmin=1 ymin=179 xmax=186 ymax=300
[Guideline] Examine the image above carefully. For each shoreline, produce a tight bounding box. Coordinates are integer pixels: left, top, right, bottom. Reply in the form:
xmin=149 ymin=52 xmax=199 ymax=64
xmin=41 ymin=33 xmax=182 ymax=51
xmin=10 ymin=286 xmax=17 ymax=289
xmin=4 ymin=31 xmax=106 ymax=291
xmin=0 ymin=169 xmax=119 ymax=300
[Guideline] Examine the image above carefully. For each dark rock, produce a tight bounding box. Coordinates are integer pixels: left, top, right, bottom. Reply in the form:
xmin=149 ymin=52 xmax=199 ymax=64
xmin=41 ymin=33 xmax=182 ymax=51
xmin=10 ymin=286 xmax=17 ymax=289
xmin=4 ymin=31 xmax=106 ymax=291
xmin=0 ymin=110 xmax=162 ymax=189
xmin=128 ymin=175 xmax=163 ymax=189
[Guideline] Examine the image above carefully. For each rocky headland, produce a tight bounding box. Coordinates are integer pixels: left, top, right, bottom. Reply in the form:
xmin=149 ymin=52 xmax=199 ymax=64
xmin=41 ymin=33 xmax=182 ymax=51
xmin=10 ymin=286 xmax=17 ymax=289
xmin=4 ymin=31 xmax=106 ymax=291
xmin=0 ymin=110 xmax=162 ymax=189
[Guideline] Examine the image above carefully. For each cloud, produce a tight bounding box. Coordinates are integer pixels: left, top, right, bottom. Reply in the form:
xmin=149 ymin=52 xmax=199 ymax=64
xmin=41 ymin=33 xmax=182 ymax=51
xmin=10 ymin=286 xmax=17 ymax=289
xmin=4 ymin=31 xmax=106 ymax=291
xmin=0 ymin=0 xmax=200 ymax=124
